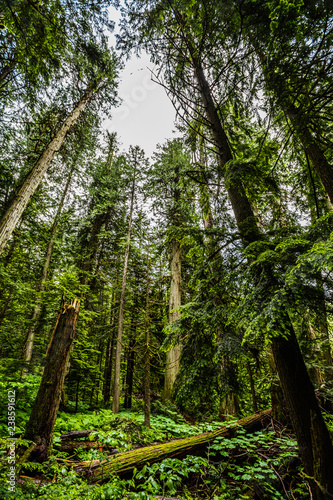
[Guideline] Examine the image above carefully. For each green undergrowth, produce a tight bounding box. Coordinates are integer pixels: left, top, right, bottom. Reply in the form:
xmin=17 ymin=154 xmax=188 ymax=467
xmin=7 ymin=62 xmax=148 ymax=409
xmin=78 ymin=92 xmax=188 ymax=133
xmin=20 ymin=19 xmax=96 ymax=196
xmin=0 ymin=405 xmax=310 ymax=500
xmin=53 ymin=407 xmax=222 ymax=451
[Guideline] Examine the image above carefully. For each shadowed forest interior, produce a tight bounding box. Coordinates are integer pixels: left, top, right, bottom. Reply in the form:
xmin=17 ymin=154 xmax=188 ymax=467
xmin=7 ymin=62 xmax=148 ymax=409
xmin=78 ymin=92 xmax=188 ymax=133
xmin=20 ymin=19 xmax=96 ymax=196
xmin=1 ymin=1 xmax=333 ymax=499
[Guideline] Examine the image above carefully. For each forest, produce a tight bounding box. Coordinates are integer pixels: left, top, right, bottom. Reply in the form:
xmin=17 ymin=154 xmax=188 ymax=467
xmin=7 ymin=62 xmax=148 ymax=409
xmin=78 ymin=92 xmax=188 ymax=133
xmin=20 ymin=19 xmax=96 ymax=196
xmin=0 ymin=0 xmax=333 ymax=499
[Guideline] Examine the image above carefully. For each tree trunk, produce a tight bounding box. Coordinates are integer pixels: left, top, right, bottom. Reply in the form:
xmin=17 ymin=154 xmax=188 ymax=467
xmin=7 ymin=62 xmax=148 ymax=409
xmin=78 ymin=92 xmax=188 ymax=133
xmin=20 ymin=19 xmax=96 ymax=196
xmin=163 ymin=238 xmax=181 ymax=401
xmin=80 ymin=410 xmax=272 ymax=482
xmin=23 ymin=166 xmax=74 ymax=364
xmin=267 ymin=348 xmax=286 ymax=423
xmin=143 ymin=252 xmax=151 ymax=428
xmin=197 ymin=145 xmax=240 ymax=418
xmin=103 ymin=330 xmax=115 ymax=406
xmin=251 ymin=42 xmax=333 ymax=207
xmin=112 ymin=178 xmax=135 ymax=413
xmin=178 ymin=26 xmax=333 ymax=497
xmin=124 ymin=289 xmax=138 ymax=409
xmin=124 ymin=336 xmax=135 ymax=409
xmin=0 ymin=86 xmax=94 ymax=255
xmin=24 ymin=299 xmax=80 ymax=459
xmin=247 ymin=362 xmax=258 ymax=413
xmin=271 ymin=323 xmax=333 ymax=499
xmin=285 ymin=104 xmax=333 ymax=205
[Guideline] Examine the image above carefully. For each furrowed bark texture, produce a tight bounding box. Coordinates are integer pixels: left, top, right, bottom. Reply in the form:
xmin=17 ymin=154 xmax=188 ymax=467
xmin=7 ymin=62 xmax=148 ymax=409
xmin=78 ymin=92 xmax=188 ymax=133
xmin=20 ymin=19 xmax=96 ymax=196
xmin=164 ymin=238 xmax=181 ymax=401
xmin=24 ymin=300 xmax=80 ymax=459
xmin=0 ymin=87 xmax=93 ymax=255
xmin=81 ymin=409 xmax=271 ymax=482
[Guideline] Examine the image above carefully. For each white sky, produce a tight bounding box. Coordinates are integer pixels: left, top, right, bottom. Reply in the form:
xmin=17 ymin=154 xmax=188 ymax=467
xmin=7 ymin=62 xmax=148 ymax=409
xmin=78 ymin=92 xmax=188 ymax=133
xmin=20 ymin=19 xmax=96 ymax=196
xmin=104 ymin=6 xmax=178 ymax=158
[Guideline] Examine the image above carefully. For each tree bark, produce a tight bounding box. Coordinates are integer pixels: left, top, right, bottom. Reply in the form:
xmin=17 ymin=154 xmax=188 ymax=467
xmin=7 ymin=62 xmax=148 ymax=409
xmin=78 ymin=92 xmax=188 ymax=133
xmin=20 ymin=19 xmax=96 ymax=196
xmin=247 ymin=362 xmax=258 ymax=413
xmin=163 ymin=238 xmax=181 ymax=401
xmin=124 ymin=335 xmax=136 ymax=409
xmin=24 ymin=299 xmax=80 ymax=459
xmin=0 ymin=86 xmax=94 ymax=255
xmin=103 ymin=331 xmax=115 ymax=406
xmin=23 ymin=166 xmax=74 ymax=364
xmin=143 ymin=252 xmax=151 ymax=428
xmin=79 ymin=409 xmax=272 ymax=482
xmin=112 ymin=177 xmax=135 ymax=413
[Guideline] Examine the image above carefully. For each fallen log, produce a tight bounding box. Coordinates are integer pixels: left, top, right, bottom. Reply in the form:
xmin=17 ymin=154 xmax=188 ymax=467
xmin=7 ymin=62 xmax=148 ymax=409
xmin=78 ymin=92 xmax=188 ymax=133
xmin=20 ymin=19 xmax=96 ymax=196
xmin=55 ymin=440 xmax=119 ymax=454
xmin=61 ymin=430 xmax=92 ymax=440
xmin=78 ymin=409 xmax=271 ymax=483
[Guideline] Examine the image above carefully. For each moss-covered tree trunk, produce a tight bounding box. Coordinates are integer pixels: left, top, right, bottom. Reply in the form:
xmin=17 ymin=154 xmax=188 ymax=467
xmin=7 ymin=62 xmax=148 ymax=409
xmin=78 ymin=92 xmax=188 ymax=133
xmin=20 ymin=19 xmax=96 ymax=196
xmin=81 ymin=409 xmax=272 ymax=482
xmin=24 ymin=300 xmax=80 ymax=459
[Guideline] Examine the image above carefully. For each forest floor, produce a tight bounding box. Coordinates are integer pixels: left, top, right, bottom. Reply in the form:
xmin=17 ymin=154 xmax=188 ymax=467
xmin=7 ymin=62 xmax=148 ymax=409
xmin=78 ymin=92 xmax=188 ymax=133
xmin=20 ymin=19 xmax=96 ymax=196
xmin=1 ymin=399 xmax=330 ymax=499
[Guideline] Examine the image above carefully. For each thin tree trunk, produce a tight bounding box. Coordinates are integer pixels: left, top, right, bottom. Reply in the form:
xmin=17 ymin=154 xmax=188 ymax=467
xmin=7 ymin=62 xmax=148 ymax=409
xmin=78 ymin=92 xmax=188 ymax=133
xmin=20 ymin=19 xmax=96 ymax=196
xmin=24 ymin=299 xmax=80 ymax=459
xmin=247 ymin=362 xmax=258 ymax=413
xmin=267 ymin=348 xmax=285 ymax=423
xmin=143 ymin=252 xmax=151 ymax=428
xmin=24 ymin=166 xmax=74 ymax=364
xmin=252 ymin=42 xmax=333 ymax=207
xmin=124 ymin=334 xmax=136 ymax=408
xmin=163 ymin=239 xmax=181 ymax=401
xmin=112 ymin=178 xmax=135 ymax=413
xmin=124 ymin=286 xmax=138 ymax=409
xmin=285 ymin=104 xmax=333 ymax=205
xmin=75 ymin=376 xmax=80 ymax=413
xmin=0 ymin=86 xmax=94 ymax=255
xmin=123 ymin=340 xmax=135 ymax=408
xmin=103 ymin=329 xmax=115 ymax=405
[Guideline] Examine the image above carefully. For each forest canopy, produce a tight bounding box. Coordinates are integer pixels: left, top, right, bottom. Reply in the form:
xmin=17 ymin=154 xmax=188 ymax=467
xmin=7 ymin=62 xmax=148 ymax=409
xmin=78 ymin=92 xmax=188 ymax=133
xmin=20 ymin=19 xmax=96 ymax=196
xmin=1 ymin=1 xmax=333 ymax=499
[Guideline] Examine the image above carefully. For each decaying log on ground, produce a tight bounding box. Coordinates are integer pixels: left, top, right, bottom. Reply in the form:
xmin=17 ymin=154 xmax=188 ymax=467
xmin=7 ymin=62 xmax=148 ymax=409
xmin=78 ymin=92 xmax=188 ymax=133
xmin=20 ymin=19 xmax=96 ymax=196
xmin=56 ymin=441 xmax=117 ymax=453
xmin=78 ymin=409 xmax=271 ymax=482
xmin=57 ymin=442 xmax=118 ymax=454
xmin=61 ymin=430 xmax=92 ymax=440
xmin=55 ymin=430 xmax=118 ymax=453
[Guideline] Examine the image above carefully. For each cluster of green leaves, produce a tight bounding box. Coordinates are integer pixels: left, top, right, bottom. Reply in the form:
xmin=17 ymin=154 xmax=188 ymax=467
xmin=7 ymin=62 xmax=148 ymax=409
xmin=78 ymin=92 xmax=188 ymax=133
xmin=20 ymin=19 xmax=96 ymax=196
xmin=0 ymin=371 xmax=41 ymax=436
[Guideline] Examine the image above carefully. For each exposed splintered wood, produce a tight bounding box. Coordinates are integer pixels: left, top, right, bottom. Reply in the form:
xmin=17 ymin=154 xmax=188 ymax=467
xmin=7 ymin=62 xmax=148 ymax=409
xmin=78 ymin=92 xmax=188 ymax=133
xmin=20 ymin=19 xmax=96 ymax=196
xmin=78 ymin=409 xmax=271 ymax=482
xmin=23 ymin=300 xmax=80 ymax=459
